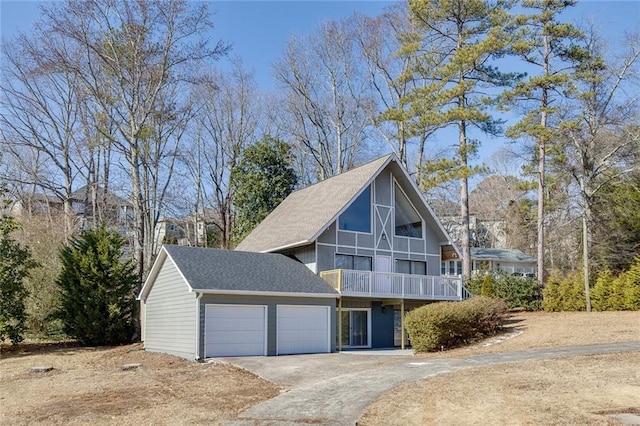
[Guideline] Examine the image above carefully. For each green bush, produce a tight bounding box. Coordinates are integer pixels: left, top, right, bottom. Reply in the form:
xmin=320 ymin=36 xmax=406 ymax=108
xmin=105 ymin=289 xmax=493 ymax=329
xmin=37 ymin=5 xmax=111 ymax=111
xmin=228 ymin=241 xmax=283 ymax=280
xmin=544 ymin=259 xmax=640 ymax=312
xmin=542 ymin=271 xmax=586 ymax=311
xmin=405 ymin=296 xmax=507 ymax=352
xmin=465 ymin=272 xmax=542 ymax=310
xmin=56 ymin=226 xmax=138 ymax=346
xmin=481 ymin=274 xmax=495 ymax=297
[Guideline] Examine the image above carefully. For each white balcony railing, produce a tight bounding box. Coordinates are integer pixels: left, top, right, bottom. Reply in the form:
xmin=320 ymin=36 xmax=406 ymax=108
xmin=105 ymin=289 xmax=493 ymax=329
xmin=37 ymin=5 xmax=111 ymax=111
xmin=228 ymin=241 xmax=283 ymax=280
xmin=320 ymin=269 xmax=469 ymax=301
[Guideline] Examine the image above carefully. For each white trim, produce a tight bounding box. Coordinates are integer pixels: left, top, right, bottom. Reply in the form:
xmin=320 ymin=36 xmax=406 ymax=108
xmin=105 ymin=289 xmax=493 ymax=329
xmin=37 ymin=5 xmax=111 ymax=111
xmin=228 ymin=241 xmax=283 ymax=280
xmin=393 ymin=179 xmax=425 ymax=241
xmin=261 ymin=240 xmax=310 ymax=253
xmin=308 ymin=156 xmax=394 ymax=244
xmin=337 ymin=183 xmax=374 ymax=236
xmin=138 ymin=246 xmax=194 ymax=301
xmin=195 ymin=293 xmax=202 ymax=360
xmin=204 ymin=303 xmax=268 ymax=358
xmin=193 ymin=289 xmax=339 ymax=299
xmin=275 ymin=305 xmax=331 ymax=355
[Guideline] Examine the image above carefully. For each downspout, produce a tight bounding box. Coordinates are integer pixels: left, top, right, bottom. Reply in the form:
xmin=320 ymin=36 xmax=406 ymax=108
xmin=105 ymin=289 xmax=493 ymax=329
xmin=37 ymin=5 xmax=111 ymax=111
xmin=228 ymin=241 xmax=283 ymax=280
xmin=338 ymin=297 xmax=342 ymax=352
xmin=195 ymin=292 xmax=202 ymax=361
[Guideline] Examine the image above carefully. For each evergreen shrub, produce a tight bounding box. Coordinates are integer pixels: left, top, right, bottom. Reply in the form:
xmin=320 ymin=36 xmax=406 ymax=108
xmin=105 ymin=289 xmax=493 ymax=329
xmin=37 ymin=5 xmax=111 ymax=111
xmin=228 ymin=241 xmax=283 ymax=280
xmin=56 ymin=227 xmax=138 ymax=346
xmin=465 ymin=272 xmax=542 ymax=310
xmin=405 ymin=296 xmax=507 ymax=352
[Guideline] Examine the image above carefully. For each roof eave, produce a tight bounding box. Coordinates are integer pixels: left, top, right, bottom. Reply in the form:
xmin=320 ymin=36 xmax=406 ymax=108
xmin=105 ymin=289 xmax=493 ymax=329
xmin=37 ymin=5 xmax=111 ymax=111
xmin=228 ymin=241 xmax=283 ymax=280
xmin=192 ymin=289 xmax=339 ymax=299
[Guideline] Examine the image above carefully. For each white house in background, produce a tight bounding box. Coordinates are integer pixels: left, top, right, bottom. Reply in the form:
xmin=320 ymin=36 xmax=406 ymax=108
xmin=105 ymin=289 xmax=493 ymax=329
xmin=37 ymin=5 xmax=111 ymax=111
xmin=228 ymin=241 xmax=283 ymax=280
xmin=237 ymin=153 xmax=469 ymax=351
xmin=440 ymin=247 xmax=537 ymax=277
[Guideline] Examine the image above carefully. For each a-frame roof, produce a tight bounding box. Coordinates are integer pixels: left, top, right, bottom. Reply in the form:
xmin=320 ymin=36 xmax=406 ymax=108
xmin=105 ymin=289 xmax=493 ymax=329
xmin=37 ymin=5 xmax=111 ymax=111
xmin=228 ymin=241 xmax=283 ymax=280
xmin=236 ymin=153 xmax=453 ymax=253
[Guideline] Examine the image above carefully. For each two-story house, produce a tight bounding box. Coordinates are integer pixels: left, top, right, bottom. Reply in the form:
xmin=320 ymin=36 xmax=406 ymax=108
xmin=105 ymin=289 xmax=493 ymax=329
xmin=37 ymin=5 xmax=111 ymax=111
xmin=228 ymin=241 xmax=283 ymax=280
xmin=236 ymin=154 xmax=467 ymax=350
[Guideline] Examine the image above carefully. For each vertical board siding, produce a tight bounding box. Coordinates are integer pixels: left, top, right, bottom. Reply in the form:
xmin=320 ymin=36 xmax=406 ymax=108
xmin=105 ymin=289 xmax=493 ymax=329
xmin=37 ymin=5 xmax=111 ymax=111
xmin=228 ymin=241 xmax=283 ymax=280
xmin=144 ymin=258 xmax=197 ymax=360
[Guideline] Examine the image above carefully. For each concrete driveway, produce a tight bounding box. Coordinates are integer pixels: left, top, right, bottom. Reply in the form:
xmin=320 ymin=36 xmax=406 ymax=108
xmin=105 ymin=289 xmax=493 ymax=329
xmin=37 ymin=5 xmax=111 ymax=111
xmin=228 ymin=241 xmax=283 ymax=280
xmin=223 ymin=342 xmax=640 ymax=426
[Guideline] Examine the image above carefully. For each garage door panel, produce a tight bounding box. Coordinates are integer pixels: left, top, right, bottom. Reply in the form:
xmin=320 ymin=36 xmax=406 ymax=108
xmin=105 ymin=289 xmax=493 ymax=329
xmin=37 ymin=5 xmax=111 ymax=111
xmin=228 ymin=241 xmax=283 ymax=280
xmin=277 ymin=305 xmax=330 ymax=355
xmin=205 ymin=305 xmax=266 ymax=357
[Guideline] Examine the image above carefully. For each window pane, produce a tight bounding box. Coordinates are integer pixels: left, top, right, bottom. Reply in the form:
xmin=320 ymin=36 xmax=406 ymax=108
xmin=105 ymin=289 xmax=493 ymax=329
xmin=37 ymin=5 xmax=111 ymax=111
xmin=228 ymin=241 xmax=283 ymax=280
xmin=441 ymin=262 xmax=446 ymax=275
xmin=412 ymin=261 xmax=426 ymax=275
xmin=335 ymin=254 xmax=353 ymax=270
xmin=339 ymin=186 xmax=371 ymax=232
xmin=449 ymin=261 xmax=455 ymax=275
xmin=394 ymin=184 xmax=422 ymax=238
xmin=456 ymin=261 xmax=462 ymax=275
xmin=396 ymin=260 xmax=411 ymax=274
xmin=353 ymin=256 xmax=372 ymax=271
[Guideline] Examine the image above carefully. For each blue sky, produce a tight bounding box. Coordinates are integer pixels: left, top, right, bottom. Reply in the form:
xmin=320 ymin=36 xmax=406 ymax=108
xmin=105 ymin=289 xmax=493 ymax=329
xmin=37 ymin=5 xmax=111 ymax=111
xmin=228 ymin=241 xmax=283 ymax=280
xmin=4 ymin=1 xmax=636 ymax=89
xmin=1 ymin=0 xmax=638 ymax=167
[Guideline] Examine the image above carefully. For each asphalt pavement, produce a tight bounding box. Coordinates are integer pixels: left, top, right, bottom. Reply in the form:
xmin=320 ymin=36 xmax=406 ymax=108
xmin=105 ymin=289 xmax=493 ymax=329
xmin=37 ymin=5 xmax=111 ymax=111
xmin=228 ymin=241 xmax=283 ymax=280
xmin=222 ymin=342 xmax=640 ymax=426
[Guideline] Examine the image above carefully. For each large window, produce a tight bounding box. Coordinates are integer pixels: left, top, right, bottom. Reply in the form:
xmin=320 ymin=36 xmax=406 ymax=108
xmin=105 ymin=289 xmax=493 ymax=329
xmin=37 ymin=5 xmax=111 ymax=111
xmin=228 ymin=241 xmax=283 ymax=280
xmin=396 ymin=260 xmax=427 ymax=275
xmin=339 ymin=186 xmax=371 ymax=233
xmin=335 ymin=254 xmax=372 ymax=271
xmin=441 ymin=260 xmax=462 ymax=276
xmin=394 ymin=184 xmax=422 ymax=238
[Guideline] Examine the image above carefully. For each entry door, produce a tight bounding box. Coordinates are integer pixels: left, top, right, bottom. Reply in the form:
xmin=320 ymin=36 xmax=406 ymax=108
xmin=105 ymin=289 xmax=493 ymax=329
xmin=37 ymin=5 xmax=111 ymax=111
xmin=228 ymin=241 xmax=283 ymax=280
xmin=375 ymin=255 xmax=392 ymax=293
xmin=340 ymin=309 xmax=370 ymax=348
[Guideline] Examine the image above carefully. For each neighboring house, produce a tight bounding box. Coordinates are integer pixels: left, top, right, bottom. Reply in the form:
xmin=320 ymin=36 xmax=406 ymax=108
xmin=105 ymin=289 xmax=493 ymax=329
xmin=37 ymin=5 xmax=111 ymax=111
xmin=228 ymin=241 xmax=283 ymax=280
xmin=70 ymin=185 xmax=133 ymax=227
xmin=237 ymin=154 xmax=466 ymax=351
xmin=468 ymin=248 xmax=537 ymax=277
xmin=439 ymin=214 xmax=507 ymax=249
xmin=154 ymin=217 xmax=187 ymax=245
xmin=138 ymin=245 xmax=338 ymax=360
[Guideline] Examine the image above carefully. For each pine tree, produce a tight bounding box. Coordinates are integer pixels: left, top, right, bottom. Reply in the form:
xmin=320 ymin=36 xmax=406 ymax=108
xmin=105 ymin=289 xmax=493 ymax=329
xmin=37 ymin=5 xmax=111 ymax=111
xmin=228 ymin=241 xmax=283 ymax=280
xmin=397 ymin=0 xmax=521 ymax=278
xmin=56 ymin=226 xmax=137 ymax=346
xmin=0 ymin=213 xmax=38 ymax=344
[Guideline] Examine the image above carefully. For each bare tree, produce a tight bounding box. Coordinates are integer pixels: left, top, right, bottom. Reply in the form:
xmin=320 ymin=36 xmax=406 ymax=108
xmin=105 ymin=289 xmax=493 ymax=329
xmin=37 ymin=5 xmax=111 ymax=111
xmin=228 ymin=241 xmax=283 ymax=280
xmin=350 ymin=6 xmax=441 ymax=170
xmin=183 ymin=61 xmax=261 ymax=249
xmin=274 ymin=19 xmax=373 ymax=182
xmin=0 ymin=33 xmax=86 ymax=238
xmin=34 ymin=0 xmax=229 ymax=280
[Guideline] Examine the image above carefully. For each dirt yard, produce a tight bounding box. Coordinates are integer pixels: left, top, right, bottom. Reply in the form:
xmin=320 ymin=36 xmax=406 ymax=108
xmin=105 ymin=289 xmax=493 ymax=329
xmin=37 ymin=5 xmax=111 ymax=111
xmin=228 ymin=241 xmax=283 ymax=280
xmin=359 ymin=311 xmax=640 ymax=425
xmin=1 ymin=311 xmax=639 ymax=425
xmin=0 ymin=343 xmax=280 ymax=425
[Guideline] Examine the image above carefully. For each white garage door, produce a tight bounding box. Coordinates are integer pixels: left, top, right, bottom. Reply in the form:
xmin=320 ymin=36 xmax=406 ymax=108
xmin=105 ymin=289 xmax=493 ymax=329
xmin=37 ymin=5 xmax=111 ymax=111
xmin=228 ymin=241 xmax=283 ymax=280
xmin=205 ymin=304 xmax=267 ymax=357
xmin=277 ymin=305 xmax=331 ymax=355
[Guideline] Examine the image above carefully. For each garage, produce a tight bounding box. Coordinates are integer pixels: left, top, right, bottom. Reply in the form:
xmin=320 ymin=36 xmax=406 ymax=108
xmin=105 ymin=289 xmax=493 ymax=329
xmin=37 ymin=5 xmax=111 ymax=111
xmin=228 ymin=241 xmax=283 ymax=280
xmin=205 ymin=304 xmax=267 ymax=357
xmin=139 ymin=246 xmax=338 ymax=359
xmin=277 ymin=305 xmax=331 ymax=355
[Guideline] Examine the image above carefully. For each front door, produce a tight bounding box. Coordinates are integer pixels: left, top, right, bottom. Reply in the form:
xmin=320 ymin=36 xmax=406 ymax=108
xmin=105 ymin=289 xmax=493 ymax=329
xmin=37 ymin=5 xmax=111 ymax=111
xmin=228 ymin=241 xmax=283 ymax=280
xmin=340 ymin=309 xmax=370 ymax=348
xmin=375 ymin=255 xmax=393 ymax=294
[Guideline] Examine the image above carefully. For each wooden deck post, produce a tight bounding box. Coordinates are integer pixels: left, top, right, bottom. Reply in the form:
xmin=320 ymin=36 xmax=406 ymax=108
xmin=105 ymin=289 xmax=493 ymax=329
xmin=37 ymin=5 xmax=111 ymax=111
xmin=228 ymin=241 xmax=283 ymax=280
xmin=401 ymin=299 xmax=405 ymax=350
xmin=337 ymin=297 xmax=342 ymax=352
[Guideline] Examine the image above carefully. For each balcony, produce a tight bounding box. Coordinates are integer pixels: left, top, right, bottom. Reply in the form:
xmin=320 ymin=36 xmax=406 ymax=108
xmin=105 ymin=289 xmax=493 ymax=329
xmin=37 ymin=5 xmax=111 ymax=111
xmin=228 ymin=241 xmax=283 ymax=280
xmin=320 ymin=269 xmax=469 ymax=301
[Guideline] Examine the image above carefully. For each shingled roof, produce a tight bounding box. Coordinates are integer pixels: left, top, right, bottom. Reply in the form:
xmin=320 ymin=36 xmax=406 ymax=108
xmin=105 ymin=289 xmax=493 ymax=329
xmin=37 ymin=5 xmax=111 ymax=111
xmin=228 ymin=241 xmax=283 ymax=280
xmin=236 ymin=155 xmax=395 ymax=252
xmin=236 ymin=154 xmax=453 ymax=253
xmin=471 ymin=248 xmax=536 ymax=263
xmin=139 ymin=245 xmax=339 ymax=300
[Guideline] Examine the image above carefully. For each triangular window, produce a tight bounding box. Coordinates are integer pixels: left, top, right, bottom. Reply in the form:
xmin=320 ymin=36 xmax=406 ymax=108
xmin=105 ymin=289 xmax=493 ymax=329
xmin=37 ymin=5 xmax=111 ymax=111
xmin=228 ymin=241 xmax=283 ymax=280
xmin=339 ymin=186 xmax=371 ymax=233
xmin=394 ymin=184 xmax=422 ymax=238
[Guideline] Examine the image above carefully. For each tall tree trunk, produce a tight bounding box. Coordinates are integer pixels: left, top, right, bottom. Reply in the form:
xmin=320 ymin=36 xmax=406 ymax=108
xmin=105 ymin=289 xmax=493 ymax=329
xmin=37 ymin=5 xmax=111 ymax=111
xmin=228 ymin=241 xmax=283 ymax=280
xmin=460 ymin=118 xmax=471 ymax=278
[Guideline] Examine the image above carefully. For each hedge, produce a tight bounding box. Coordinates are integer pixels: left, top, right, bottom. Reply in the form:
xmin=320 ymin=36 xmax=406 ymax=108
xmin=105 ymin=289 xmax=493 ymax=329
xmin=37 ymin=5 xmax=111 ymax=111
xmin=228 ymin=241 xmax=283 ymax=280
xmin=405 ymin=296 xmax=507 ymax=352
xmin=465 ymin=272 xmax=542 ymax=310
xmin=543 ymin=256 xmax=640 ymax=311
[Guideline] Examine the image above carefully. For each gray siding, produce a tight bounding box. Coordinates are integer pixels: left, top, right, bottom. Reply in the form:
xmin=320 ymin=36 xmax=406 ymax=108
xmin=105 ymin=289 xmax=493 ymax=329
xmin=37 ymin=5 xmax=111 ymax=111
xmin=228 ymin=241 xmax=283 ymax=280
xmin=144 ymin=258 xmax=197 ymax=360
xmin=374 ymin=170 xmax=392 ymax=205
xmin=198 ymin=295 xmax=336 ymax=358
xmin=285 ymin=244 xmax=317 ymax=273
xmin=318 ymin=222 xmax=337 ymax=244
xmin=317 ymin=244 xmax=336 ymax=272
